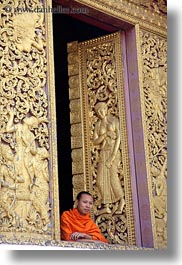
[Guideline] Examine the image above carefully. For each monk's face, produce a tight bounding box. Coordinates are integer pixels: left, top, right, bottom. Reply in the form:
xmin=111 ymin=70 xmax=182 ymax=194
xmin=77 ymin=194 xmax=93 ymax=215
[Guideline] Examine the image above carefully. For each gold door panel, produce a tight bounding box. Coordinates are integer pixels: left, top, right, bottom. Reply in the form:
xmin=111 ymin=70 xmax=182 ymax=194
xmin=67 ymin=32 xmax=136 ymax=245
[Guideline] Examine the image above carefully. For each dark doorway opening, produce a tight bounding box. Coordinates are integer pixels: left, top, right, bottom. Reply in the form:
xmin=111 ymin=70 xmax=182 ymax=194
xmin=53 ymin=14 xmax=110 ymax=215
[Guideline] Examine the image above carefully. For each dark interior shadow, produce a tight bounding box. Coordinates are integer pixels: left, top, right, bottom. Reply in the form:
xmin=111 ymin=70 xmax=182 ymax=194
xmin=53 ymin=13 xmax=110 ymax=214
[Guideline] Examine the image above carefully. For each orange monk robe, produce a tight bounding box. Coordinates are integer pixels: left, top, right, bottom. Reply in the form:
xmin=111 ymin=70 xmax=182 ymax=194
xmin=60 ymin=208 xmax=108 ymax=243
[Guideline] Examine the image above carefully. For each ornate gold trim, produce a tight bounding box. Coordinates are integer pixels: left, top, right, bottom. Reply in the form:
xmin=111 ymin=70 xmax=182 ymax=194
xmin=78 ymin=32 xmax=136 ymax=245
xmin=73 ymin=0 xmax=166 ymax=36
xmin=136 ymin=25 xmax=167 ymax=248
xmin=114 ymin=32 xmax=136 ymax=245
xmin=45 ymin=0 xmax=60 ymax=241
xmin=135 ymin=24 xmax=157 ymax=246
xmin=0 ymin=237 xmax=152 ymax=250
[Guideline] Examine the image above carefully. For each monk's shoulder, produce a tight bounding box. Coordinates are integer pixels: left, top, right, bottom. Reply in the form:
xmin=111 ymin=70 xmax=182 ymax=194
xmin=61 ymin=210 xmax=71 ymax=219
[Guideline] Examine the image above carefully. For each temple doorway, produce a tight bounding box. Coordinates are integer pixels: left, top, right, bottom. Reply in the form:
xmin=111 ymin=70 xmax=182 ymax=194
xmin=53 ymin=14 xmax=111 ymax=214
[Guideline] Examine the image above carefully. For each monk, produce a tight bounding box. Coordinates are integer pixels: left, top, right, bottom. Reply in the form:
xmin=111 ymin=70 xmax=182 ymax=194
xmin=60 ymin=191 xmax=108 ymax=243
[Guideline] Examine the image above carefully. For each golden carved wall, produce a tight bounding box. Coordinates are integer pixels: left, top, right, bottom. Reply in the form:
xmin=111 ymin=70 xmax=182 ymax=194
xmin=65 ymin=0 xmax=167 ymax=249
xmin=139 ymin=29 xmax=167 ymax=248
xmin=0 ymin=0 xmax=60 ymax=244
xmin=0 ymin=0 xmax=167 ymax=249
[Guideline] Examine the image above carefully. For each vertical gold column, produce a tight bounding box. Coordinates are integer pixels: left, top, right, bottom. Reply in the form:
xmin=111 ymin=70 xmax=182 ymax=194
xmin=67 ymin=41 xmax=86 ymax=201
xmin=139 ymin=29 xmax=167 ymax=248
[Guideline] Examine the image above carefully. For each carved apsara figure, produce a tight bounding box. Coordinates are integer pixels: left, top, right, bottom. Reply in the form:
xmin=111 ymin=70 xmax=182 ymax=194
xmin=151 ymin=156 xmax=167 ymax=245
xmin=93 ymin=102 xmax=125 ymax=215
xmin=5 ymin=107 xmax=41 ymax=225
xmin=6 ymin=107 xmax=39 ymax=198
xmin=29 ymin=147 xmax=50 ymax=228
xmin=152 ymin=156 xmax=167 ymax=221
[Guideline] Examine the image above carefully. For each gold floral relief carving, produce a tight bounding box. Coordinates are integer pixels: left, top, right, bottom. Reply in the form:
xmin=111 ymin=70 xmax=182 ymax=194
xmin=0 ymin=0 xmax=53 ymax=240
xmin=86 ymin=43 xmax=126 ymax=243
xmin=140 ymin=30 xmax=167 ymax=248
xmin=128 ymin=0 xmax=167 ymax=15
xmin=79 ymin=32 xmax=135 ymax=245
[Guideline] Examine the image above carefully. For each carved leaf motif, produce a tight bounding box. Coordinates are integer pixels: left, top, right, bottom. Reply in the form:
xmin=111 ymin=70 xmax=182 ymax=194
xmin=141 ymin=31 xmax=167 ymax=248
xmin=85 ymin=39 xmax=127 ymax=244
xmin=0 ymin=0 xmax=50 ymax=237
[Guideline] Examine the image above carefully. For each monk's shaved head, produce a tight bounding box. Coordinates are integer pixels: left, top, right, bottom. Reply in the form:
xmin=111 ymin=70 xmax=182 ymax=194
xmin=76 ymin=191 xmax=92 ymax=201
